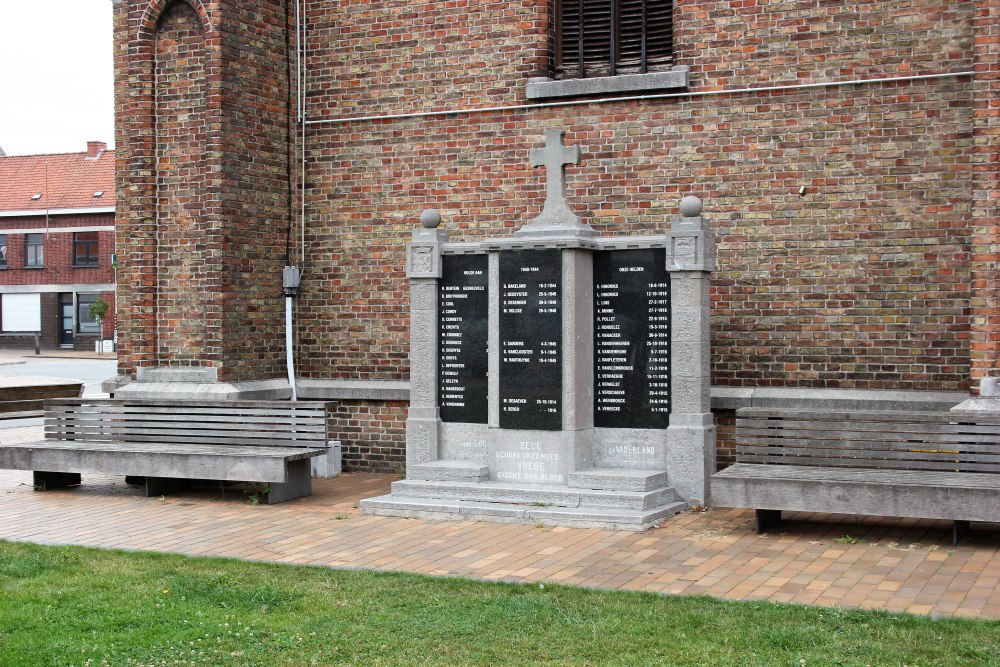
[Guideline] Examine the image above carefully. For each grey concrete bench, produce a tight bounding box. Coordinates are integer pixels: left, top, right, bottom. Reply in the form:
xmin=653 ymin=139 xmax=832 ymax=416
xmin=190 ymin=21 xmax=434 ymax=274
xmin=711 ymin=408 xmax=1000 ymax=545
xmin=0 ymin=399 xmax=340 ymax=504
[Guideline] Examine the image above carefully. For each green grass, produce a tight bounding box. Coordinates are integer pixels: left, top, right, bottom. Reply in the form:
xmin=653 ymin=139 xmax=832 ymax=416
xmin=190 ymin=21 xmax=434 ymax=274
xmin=0 ymin=541 xmax=997 ymax=666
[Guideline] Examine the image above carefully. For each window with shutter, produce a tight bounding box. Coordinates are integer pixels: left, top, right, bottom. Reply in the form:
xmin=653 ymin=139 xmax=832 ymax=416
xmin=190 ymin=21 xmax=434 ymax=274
xmin=555 ymin=0 xmax=673 ymax=80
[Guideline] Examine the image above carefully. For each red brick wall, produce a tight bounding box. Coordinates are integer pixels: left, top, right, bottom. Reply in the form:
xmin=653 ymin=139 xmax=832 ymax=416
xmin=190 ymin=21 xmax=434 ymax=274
xmin=115 ymin=0 xmax=290 ymax=382
xmin=153 ymin=1 xmax=211 ymax=365
xmin=715 ymin=410 xmax=736 ymax=470
xmin=969 ymin=0 xmax=1000 ymax=391
xmin=295 ymin=0 xmax=978 ymax=392
xmin=217 ymin=1 xmax=294 ymax=382
xmin=328 ymin=400 xmax=408 ymax=473
xmin=114 ymin=1 xmax=996 ymax=467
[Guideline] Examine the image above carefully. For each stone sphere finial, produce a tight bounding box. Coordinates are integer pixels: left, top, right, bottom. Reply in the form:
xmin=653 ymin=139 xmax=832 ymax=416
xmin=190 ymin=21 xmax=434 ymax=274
xmin=420 ymin=209 xmax=442 ymax=229
xmin=679 ymin=196 xmax=703 ymax=218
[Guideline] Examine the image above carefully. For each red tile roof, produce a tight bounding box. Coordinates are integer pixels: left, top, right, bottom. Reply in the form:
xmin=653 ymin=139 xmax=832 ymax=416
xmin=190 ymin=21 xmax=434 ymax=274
xmin=0 ymin=145 xmax=115 ymax=214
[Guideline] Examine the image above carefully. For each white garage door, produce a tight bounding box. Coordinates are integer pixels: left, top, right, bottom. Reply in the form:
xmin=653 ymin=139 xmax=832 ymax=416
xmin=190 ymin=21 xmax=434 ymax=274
xmin=2 ymin=293 xmax=41 ymax=332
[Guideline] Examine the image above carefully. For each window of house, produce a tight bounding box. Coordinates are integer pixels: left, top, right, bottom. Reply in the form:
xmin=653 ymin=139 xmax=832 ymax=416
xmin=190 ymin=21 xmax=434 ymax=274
xmin=24 ymin=233 xmax=44 ymax=268
xmin=0 ymin=235 xmax=7 ymax=269
xmin=554 ymin=0 xmax=674 ymax=79
xmin=73 ymin=231 xmax=100 ymax=267
xmin=77 ymin=293 xmax=101 ymax=334
xmin=1 ymin=293 xmax=41 ymax=332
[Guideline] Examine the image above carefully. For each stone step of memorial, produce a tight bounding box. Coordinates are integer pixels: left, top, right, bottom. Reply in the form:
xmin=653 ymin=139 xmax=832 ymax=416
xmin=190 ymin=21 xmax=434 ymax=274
xmin=567 ymin=468 xmax=669 ymax=492
xmin=386 ymin=480 xmax=680 ymax=512
xmin=359 ymin=494 xmax=687 ymax=531
xmin=408 ymin=460 xmax=490 ymax=483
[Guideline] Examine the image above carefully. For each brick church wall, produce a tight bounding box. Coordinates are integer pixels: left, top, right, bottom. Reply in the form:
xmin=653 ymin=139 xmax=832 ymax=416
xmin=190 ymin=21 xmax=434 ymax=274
xmin=150 ymin=2 xmax=211 ymax=365
xmin=297 ymin=0 xmax=975 ymax=393
xmin=969 ymin=0 xmax=1000 ymax=389
xmin=115 ymin=1 xmax=994 ymax=473
xmin=114 ymin=0 xmax=290 ymax=382
xmin=216 ymin=1 xmax=294 ymax=382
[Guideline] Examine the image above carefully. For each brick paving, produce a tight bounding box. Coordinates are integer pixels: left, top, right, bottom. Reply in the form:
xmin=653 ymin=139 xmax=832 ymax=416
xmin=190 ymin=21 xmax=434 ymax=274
xmin=1 ymin=425 xmax=999 ymax=619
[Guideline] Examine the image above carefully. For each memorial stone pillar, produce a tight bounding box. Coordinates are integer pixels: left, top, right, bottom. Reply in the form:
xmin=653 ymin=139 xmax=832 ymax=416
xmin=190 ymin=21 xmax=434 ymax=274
xmin=405 ymin=210 xmax=449 ymax=467
xmin=665 ymin=196 xmax=717 ymax=506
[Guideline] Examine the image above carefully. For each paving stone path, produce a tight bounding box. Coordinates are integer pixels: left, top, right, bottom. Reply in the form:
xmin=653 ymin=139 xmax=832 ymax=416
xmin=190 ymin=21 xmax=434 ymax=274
xmin=1 ymin=425 xmax=997 ymax=619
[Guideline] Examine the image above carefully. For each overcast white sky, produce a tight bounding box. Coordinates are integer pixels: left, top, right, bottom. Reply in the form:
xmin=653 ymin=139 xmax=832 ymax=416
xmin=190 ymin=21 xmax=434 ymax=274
xmin=0 ymin=2 xmax=115 ymax=156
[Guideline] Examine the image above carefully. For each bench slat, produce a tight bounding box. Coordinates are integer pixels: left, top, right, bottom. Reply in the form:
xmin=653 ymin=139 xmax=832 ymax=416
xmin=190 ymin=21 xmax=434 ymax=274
xmin=45 ymin=408 xmax=326 ymax=420
xmin=738 ymin=420 xmax=1000 ymax=438
xmin=42 ymin=431 xmax=326 ymax=448
xmin=45 ymin=412 xmax=326 ymax=426
xmin=737 ymin=445 xmax=1000 ymax=467
xmin=738 ymin=435 xmax=1000 ymax=453
xmin=45 ymin=419 xmax=326 ymax=435
xmin=714 ymin=463 xmax=1000 ymax=489
xmin=7 ymin=439 xmax=324 ymax=458
xmin=45 ymin=399 xmax=328 ymax=411
xmin=737 ymin=453 xmax=1000 ymax=473
xmin=737 ymin=441 xmax=1000 ymax=459
xmin=735 ymin=408 xmax=1000 ymax=426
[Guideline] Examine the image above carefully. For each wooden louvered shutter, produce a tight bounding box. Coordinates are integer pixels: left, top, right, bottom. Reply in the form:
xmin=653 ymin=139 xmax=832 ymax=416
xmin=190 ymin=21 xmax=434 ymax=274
xmin=554 ymin=0 xmax=673 ymax=80
xmin=556 ymin=0 xmax=613 ymax=79
xmin=618 ymin=0 xmax=673 ymax=74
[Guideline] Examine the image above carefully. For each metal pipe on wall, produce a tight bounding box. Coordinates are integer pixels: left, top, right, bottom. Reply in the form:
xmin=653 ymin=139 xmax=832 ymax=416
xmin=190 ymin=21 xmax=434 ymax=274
xmin=284 ymin=0 xmax=307 ymax=401
xmin=286 ymin=295 xmax=297 ymax=400
xmin=304 ymin=71 xmax=975 ymax=127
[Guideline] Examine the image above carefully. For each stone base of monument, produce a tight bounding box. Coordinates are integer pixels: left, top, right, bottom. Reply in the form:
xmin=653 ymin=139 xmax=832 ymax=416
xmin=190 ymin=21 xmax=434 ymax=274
xmin=950 ymin=377 xmax=1000 ymax=413
xmin=359 ymin=465 xmax=687 ymax=530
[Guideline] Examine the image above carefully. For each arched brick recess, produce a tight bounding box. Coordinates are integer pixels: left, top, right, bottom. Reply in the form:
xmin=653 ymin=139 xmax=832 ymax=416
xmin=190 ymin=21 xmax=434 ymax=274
xmin=138 ymin=0 xmax=211 ymax=38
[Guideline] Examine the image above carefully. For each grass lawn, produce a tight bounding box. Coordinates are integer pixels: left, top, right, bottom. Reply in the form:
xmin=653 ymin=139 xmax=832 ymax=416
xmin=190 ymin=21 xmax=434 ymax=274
xmin=0 ymin=541 xmax=997 ymax=666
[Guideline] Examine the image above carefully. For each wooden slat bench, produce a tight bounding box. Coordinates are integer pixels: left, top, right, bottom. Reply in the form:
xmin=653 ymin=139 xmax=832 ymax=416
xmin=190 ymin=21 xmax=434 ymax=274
xmin=0 ymin=399 xmax=338 ymax=504
xmin=0 ymin=377 xmax=84 ymax=419
xmin=711 ymin=408 xmax=1000 ymax=545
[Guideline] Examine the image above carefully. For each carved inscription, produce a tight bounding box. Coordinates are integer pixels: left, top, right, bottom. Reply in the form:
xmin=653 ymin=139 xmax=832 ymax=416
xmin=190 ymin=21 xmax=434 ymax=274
xmin=438 ymin=254 xmax=489 ymax=423
xmin=495 ymin=439 xmax=564 ymax=484
xmin=499 ymin=249 xmax=562 ymax=430
xmin=593 ymin=248 xmax=671 ymax=428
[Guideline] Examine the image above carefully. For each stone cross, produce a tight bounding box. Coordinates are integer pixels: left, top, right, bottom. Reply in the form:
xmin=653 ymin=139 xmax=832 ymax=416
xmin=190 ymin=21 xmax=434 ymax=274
xmin=523 ymin=129 xmax=586 ymax=232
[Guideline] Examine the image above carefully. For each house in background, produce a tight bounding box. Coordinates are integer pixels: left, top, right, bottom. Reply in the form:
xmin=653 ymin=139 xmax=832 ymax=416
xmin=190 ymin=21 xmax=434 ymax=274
xmin=0 ymin=141 xmax=115 ymax=350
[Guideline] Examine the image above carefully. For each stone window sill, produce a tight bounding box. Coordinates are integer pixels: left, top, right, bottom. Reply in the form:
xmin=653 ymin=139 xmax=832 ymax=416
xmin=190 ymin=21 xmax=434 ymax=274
xmin=525 ymin=66 xmax=689 ymax=100
xmin=22 ymin=265 xmax=44 ymax=270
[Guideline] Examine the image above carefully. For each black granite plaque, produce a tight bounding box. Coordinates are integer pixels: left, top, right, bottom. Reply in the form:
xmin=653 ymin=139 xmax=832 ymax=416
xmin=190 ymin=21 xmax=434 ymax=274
xmin=593 ymin=248 xmax=671 ymax=428
xmin=499 ymin=249 xmax=562 ymax=430
xmin=438 ymin=254 xmax=489 ymax=424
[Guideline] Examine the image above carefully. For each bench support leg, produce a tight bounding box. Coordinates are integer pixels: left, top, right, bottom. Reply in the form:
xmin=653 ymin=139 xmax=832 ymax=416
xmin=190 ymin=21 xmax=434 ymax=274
xmin=268 ymin=459 xmax=312 ymax=504
xmin=144 ymin=477 xmax=187 ymax=497
xmin=125 ymin=476 xmax=145 ymax=486
xmin=33 ymin=471 xmax=81 ymax=490
xmin=953 ymin=520 xmax=971 ymax=546
xmin=756 ymin=509 xmax=782 ymax=533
